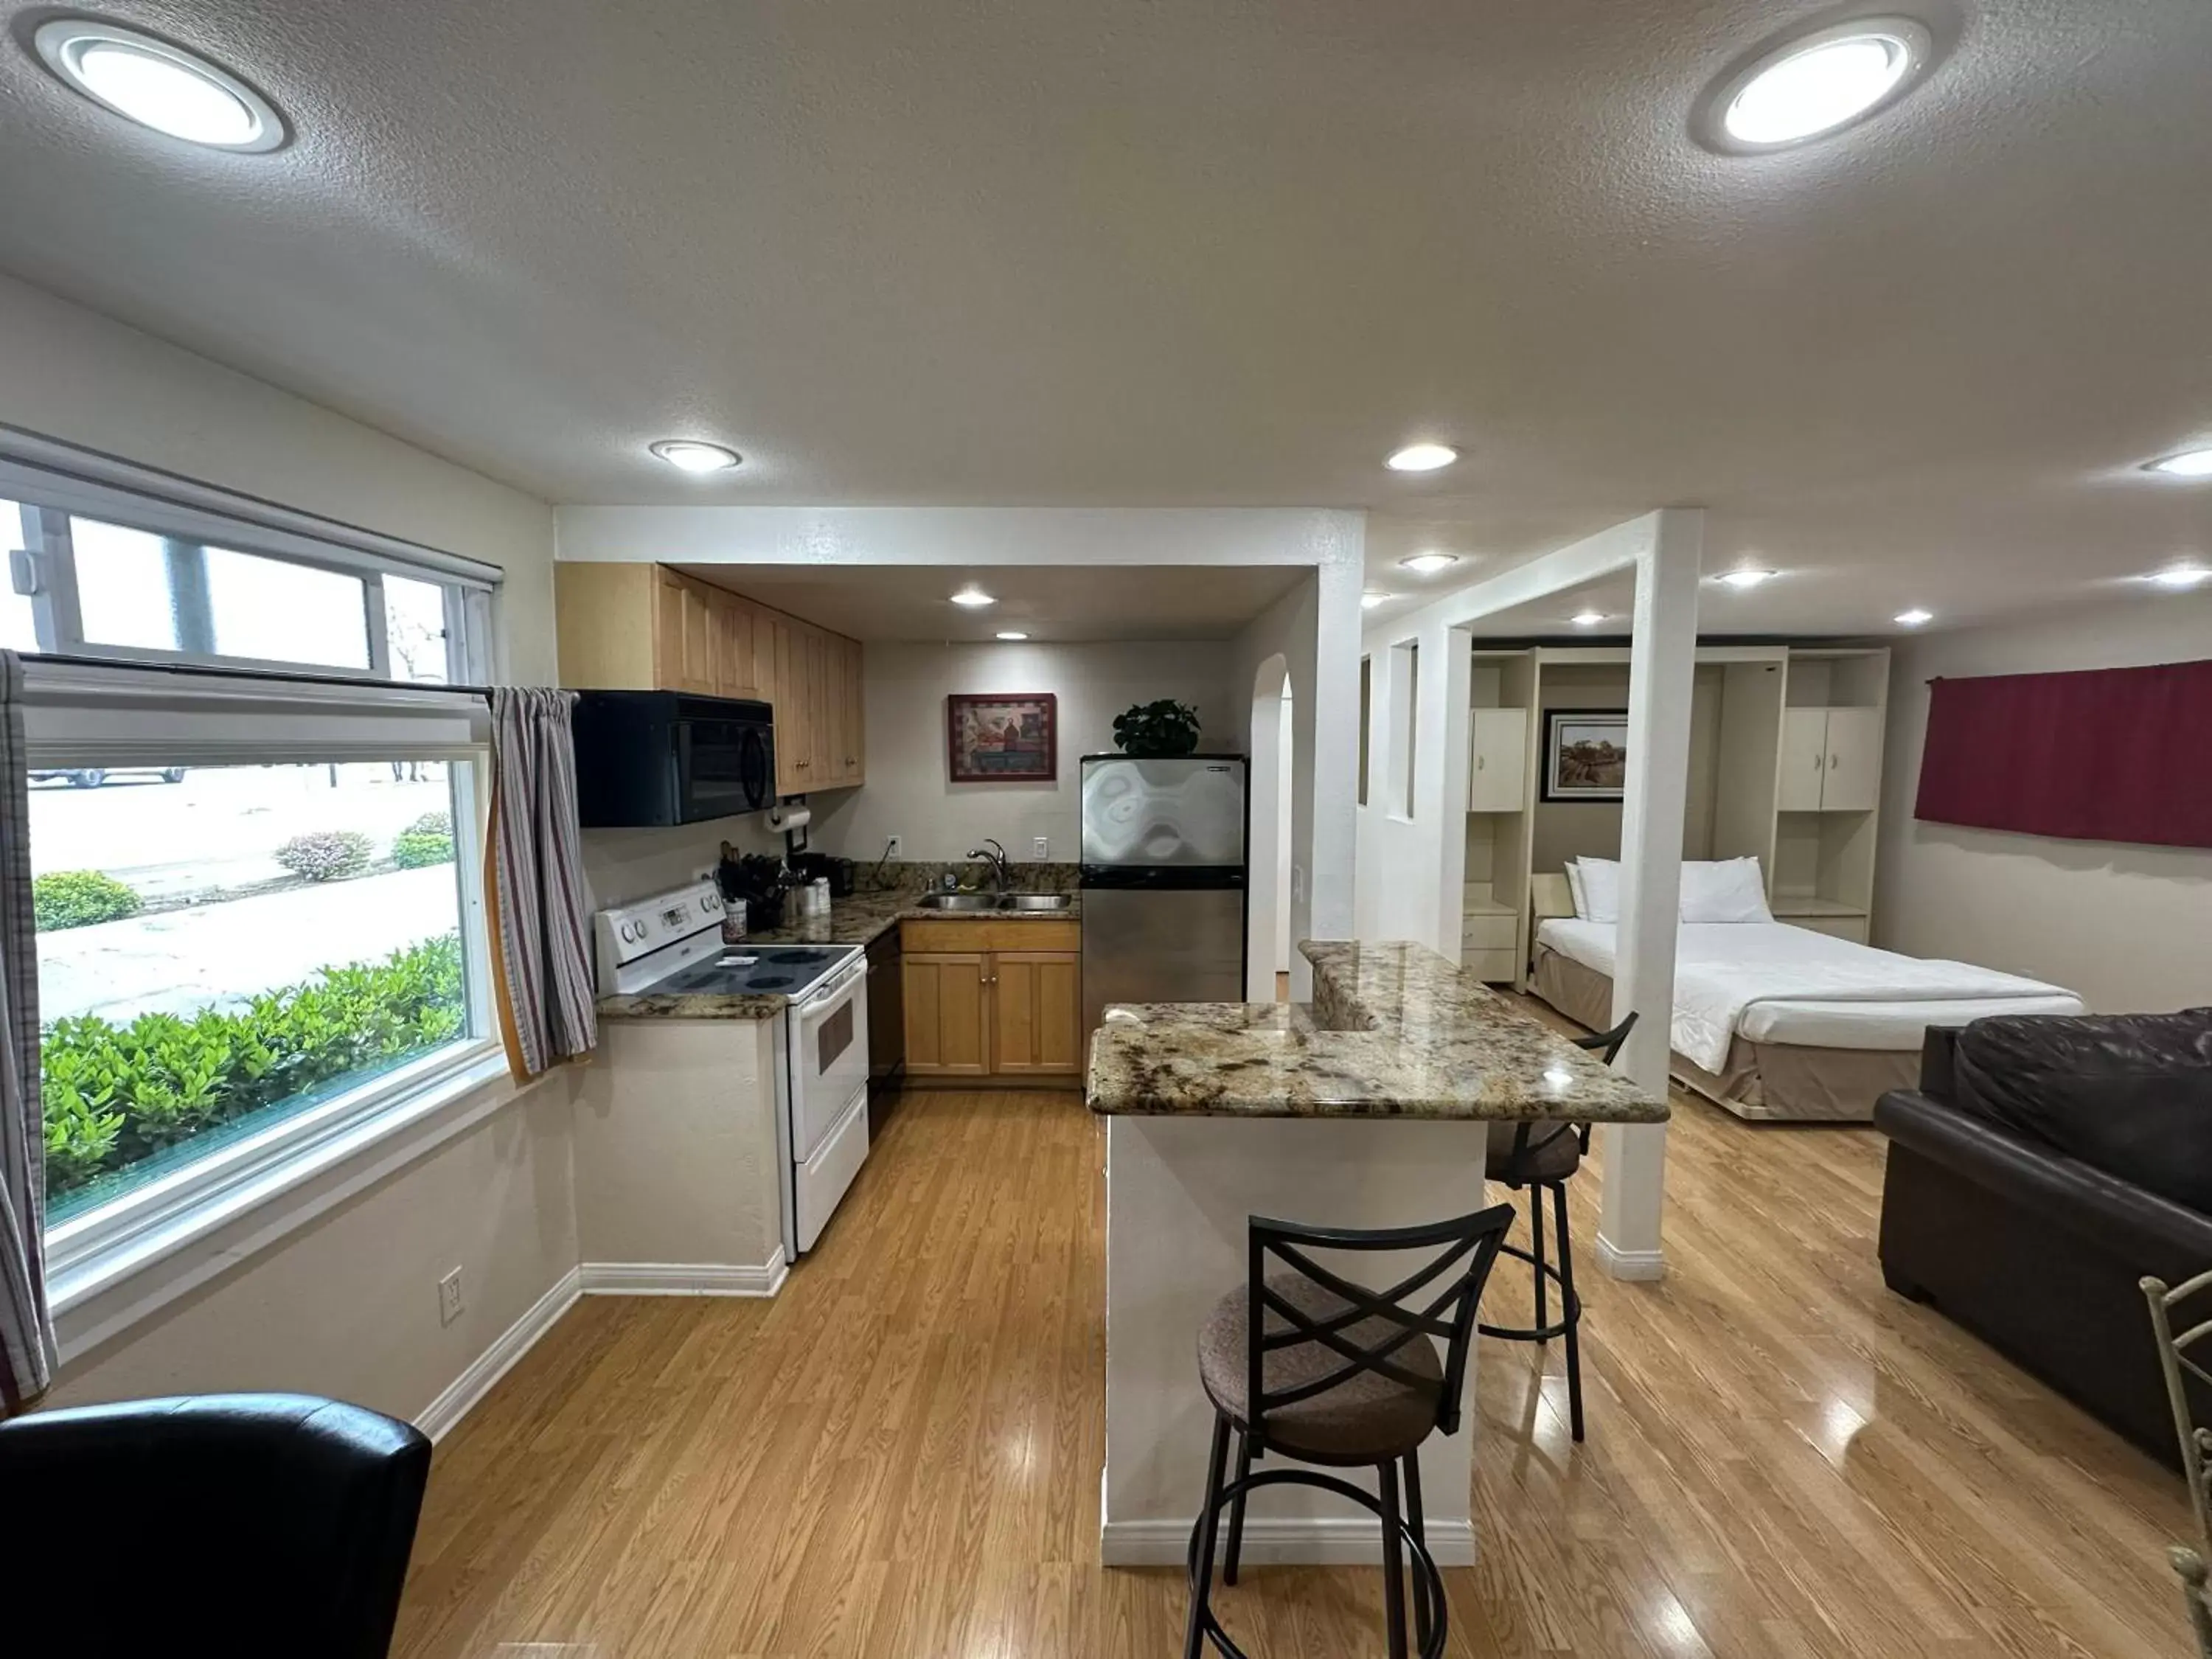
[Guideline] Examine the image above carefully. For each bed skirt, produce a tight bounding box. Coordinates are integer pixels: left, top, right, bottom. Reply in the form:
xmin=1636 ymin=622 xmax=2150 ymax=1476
xmin=1529 ymin=945 xmax=1913 ymax=1124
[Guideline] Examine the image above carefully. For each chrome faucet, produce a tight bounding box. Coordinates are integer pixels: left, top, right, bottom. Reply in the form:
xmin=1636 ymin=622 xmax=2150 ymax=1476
xmin=968 ymin=838 xmax=1011 ymax=894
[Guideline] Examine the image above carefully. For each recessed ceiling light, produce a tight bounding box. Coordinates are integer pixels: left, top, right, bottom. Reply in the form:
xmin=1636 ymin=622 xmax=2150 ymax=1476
xmin=2145 ymin=564 xmax=2211 ymax=591
xmin=2144 ymin=447 xmax=2212 ymax=479
xmin=32 ymin=20 xmax=285 ymax=151
xmin=950 ymin=588 xmax=995 ymax=608
xmin=1360 ymin=591 xmax=1389 ymax=610
xmin=1571 ymin=611 xmax=1607 ymax=628
xmin=1385 ymin=443 xmax=1458 ymax=473
xmin=1893 ymin=608 xmax=1934 ymax=627
xmin=1399 ymin=553 xmax=1459 ymax=575
xmin=1713 ymin=18 xmax=1932 ymax=150
xmin=1713 ymin=568 xmax=1778 ymax=589
xmin=994 ymin=630 xmax=1030 ymax=641
xmin=649 ymin=439 xmax=741 ymax=473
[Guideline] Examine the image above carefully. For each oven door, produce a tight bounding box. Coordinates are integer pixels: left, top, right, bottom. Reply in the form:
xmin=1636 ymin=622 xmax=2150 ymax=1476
xmin=676 ymin=716 xmax=774 ymax=821
xmin=790 ymin=957 xmax=870 ymax=1164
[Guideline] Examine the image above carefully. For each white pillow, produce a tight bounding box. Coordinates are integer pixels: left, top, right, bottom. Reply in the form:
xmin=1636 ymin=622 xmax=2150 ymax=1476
xmin=1565 ymin=860 xmax=1590 ymax=920
xmin=1576 ymin=857 xmax=1621 ymax=924
xmin=1680 ymin=857 xmax=1773 ymax=924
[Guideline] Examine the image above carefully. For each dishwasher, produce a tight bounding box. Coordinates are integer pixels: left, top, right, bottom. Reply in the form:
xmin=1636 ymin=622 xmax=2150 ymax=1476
xmin=866 ymin=923 xmax=905 ymax=1125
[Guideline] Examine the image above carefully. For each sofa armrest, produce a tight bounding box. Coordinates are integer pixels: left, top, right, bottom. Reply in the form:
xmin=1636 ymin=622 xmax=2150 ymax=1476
xmin=1917 ymin=1026 xmax=1958 ymax=1099
xmin=1875 ymin=1089 xmax=2212 ymax=1267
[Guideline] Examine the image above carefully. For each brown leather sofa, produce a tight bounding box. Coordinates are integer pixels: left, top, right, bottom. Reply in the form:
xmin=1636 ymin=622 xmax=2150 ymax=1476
xmin=1874 ymin=1009 xmax=2212 ymax=1456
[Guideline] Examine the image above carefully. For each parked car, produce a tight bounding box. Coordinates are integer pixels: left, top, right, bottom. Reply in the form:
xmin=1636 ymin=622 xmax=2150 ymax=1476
xmin=29 ymin=767 xmax=187 ymax=788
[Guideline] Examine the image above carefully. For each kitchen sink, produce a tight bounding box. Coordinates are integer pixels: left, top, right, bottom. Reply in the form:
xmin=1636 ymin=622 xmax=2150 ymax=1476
xmin=911 ymin=891 xmax=1075 ymax=911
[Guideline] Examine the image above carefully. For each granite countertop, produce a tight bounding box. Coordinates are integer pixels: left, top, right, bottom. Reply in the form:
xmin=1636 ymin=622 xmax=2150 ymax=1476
xmin=597 ymin=884 xmax=1082 ymax=1020
xmin=1085 ymin=939 xmax=1668 ymax=1123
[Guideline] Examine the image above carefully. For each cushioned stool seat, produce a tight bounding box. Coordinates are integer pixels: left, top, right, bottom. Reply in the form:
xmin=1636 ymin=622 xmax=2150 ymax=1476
xmin=1485 ymin=1119 xmax=1580 ymax=1181
xmin=1198 ymin=1274 xmax=1443 ymax=1464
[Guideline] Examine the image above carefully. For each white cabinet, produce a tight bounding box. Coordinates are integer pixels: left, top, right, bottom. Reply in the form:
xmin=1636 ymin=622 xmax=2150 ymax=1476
xmin=1467 ymin=707 xmax=1528 ymax=812
xmin=1778 ymin=707 xmax=1883 ymax=813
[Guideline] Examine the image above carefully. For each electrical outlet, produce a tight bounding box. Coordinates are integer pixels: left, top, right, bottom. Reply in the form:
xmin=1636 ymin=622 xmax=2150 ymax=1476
xmin=437 ymin=1267 xmax=464 ymax=1326
xmin=1032 ymin=836 xmax=1049 ymax=860
xmin=886 ymin=834 xmax=903 ymax=860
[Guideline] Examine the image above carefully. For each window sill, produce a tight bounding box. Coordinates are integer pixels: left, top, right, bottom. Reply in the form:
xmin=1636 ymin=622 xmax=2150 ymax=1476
xmin=49 ymin=1042 xmax=530 ymax=1360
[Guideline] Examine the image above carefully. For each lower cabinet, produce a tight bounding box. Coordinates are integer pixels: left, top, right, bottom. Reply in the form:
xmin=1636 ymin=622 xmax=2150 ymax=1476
xmin=901 ymin=920 xmax=1082 ymax=1082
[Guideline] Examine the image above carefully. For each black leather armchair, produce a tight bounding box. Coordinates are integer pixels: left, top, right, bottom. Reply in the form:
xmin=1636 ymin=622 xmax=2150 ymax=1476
xmin=1875 ymin=1014 xmax=2212 ymax=1456
xmin=0 ymin=1391 xmax=432 ymax=1658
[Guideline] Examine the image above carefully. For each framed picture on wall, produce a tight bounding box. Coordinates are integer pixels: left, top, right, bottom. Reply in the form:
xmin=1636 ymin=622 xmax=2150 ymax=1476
xmin=947 ymin=693 xmax=1058 ymax=782
xmin=1541 ymin=709 xmax=1629 ymax=802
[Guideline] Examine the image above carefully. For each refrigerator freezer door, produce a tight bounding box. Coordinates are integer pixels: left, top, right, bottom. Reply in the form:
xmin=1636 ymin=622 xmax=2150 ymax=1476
xmin=1080 ymin=886 xmax=1246 ymax=1034
xmin=1081 ymin=757 xmax=1246 ymax=868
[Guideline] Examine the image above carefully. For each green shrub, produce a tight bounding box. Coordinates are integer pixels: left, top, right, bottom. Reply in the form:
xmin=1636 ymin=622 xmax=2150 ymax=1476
xmin=41 ymin=934 xmax=465 ymax=1199
xmin=392 ymin=830 xmax=456 ymax=869
xmin=274 ymin=830 xmax=374 ymax=882
xmin=32 ymin=870 xmax=143 ymax=932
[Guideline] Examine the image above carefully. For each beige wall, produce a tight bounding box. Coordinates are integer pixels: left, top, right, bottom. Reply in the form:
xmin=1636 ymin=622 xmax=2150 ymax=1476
xmin=806 ymin=639 xmax=1242 ymax=863
xmin=1874 ymin=591 xmax=2212 ymax=1012
xmin=4 ymin=271 xmax=581 ymax=1422
xmin=0 ymin=271 xmax=558 ymax=682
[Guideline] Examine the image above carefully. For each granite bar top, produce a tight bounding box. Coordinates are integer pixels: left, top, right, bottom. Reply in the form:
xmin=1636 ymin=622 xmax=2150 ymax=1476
xmin=596 ymin=883 xmax=1082 ymax=1020
xmin=1085 ymin=939 xmax=1668 ymax=1122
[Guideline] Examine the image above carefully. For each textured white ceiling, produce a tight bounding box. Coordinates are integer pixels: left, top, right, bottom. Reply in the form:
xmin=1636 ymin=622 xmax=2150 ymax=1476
xmin=678 ymin=562 xmax=1304 ymax=642
xmin=1 ymin=1 xmax=2210 ymax=638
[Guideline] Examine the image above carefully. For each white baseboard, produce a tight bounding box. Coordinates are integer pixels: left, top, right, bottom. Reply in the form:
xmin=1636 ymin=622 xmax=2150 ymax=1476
xmin=577 ymin=1255 xmax=789 ymax=1298
xmin=414 ymin=1266 xmax=580 ymax=1442
xmin=1100 ymin=1517 xmax=1476 ymax=1568
xmin=1594 ymin=1235 xmax=1666 ymax=1281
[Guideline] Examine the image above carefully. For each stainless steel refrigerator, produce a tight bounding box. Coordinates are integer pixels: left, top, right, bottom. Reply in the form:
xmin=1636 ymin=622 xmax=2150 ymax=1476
xmin=1079 ymin=754 xmax=1248 ymax=1035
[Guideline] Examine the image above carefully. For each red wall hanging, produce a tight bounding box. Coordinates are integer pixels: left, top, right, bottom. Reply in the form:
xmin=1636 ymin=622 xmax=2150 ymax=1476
xmin=1914 ymin=658 xmax=2212 ymax=849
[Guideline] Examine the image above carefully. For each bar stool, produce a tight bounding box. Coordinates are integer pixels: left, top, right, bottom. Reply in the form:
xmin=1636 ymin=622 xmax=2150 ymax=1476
xmin=1479 ymin=1012 xmax=1638 ymax=1441
xmin=1184 ymin=1202 xmax=1517 ymax=1659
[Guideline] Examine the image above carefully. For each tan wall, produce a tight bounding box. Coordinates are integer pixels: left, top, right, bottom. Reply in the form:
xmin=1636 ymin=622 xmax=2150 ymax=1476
xmin=48 ymin=1082 xmax=576 ymax=1422
xmin=0 ymin=271 xmax=558 ymax=682
xmin=1 ymin=271 xmax=580 ymax=1421
xmin=1874 ymin=592 xmax=2212 ymax=1012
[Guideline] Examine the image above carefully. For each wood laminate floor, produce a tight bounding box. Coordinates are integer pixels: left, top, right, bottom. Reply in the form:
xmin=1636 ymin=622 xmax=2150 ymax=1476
xmin=391 ymin=1082 xmax=2189 ymax=1658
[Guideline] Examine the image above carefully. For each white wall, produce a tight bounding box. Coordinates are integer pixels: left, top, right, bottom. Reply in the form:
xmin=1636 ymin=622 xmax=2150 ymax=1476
xmin=1 ymin=272 xmax=580 ymax=1424
xmin=1875 ymin=591 xmax=2212 ymax=1012
xmin=0 ymin=272 xmax=559 ymax=682
xmin=804 ymin=640 xmax=1239 ymax=863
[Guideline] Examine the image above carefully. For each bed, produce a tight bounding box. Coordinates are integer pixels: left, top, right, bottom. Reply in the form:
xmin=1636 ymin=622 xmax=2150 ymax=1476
xmin=1525 ymin=872 xmax=2086 ymax=1122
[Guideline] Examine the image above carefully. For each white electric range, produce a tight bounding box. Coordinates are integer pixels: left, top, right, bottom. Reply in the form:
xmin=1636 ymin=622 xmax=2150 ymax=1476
xmin=595 ymin=882 xmax=871 ymax=1260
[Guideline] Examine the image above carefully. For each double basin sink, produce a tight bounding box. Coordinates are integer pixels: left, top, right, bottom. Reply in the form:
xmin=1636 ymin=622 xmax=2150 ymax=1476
xmin=912 ymin=892 xmax=1074 ymax=912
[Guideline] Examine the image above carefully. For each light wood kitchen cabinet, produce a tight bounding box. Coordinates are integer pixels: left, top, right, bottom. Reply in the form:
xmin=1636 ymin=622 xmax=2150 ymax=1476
xmin=900 ymin=919 xmax=1082 ymax=1082
xmin=555 ymin=563 xmax=864 ymax=796
xmin=902 ymin=952 xmax=992 ymax=1077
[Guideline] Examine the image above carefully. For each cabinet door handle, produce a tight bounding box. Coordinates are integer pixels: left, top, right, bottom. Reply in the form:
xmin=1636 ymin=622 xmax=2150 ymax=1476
xmin=1812 ymin=753 xmax=1822 ymax=770
xmin=1829 ymin=754 xmax=1839 ymax=768
xmin=1476 ymin=755 xmax=1485 ymax=771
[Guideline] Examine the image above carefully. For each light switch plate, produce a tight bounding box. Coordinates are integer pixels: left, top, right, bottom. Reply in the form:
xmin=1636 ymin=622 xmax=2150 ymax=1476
xmin=1032 ymin=836 xmax=1049 ymax=860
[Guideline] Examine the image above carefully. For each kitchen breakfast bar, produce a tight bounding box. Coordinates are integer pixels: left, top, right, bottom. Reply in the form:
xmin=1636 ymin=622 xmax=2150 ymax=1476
xmin=1085 ymin=940 xmax=1669 ymax=1570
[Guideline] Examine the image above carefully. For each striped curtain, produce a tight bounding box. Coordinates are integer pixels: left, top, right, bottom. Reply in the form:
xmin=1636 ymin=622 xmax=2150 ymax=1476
xmin=485 ymin=689 xmax=597 ymax=1081
xmin=0 ymin=653 xmax=57 ymax=1413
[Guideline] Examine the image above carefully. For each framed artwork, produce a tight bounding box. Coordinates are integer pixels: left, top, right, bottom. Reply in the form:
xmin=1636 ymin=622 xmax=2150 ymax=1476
xmin=947 ymin=693 xmax=1058 ymax=782
xmin=1541 ymin=709 xmax=1629 ymax=802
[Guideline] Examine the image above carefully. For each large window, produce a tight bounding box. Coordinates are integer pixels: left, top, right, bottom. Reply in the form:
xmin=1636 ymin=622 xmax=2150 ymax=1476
xmin=35 ymin=759 xmax=476 ymax=1224
xmin=0 ymin=441 xmax=504 ymax=1297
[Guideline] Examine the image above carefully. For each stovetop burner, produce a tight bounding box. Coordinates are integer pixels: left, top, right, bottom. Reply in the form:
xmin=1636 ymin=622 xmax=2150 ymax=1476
xmin=749 ymin=974 xmax=797 ymax=990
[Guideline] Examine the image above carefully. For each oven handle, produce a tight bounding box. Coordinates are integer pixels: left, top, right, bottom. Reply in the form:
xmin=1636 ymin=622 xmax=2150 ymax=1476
xmin=796 ymin=957 xmax=866 ymax=1018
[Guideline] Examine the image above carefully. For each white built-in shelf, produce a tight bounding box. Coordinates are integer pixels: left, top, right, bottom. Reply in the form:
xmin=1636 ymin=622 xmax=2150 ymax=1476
xmin=1460 ymin=893 xmax=1514 ymax=918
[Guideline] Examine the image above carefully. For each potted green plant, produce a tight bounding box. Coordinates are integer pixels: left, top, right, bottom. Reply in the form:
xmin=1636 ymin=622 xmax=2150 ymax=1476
xmin=1112 ymin=699 xmax=1202 ymax=757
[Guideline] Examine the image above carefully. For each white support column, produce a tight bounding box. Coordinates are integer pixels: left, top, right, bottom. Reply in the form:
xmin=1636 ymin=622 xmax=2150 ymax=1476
xmin=1597 ymin=507 xmax=1703 ymax=1281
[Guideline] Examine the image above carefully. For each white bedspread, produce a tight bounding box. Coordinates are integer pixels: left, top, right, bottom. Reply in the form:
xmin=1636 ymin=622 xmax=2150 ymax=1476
xmin=1534 ymin=919 xmax=2084 ymax=1068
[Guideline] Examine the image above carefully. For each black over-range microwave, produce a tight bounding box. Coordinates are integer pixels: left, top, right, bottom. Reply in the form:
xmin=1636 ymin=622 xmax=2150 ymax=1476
xmin=571 ymin=691 xmax=777 ymax=827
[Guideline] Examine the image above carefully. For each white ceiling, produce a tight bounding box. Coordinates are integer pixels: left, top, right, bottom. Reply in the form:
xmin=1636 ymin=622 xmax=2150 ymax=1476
xmin=1 ymin=1 xmax=2210 ymax=639
xmin=678 ymin=562 xmax=1304 ymax=642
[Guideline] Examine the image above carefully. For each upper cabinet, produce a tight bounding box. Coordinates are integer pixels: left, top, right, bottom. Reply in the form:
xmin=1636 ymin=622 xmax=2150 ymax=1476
xmin=554 ymin=563 xmax=865 ymax=799
xmin=1777 ymin=706 xmax=1883 ymax=813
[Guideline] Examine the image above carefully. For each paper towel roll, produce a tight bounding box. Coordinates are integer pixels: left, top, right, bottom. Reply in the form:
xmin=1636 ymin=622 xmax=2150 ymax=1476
xmin=765 ymin=803 xmax=812 ymax=834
